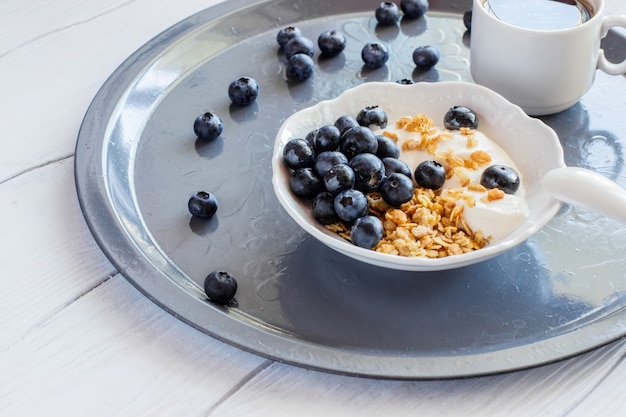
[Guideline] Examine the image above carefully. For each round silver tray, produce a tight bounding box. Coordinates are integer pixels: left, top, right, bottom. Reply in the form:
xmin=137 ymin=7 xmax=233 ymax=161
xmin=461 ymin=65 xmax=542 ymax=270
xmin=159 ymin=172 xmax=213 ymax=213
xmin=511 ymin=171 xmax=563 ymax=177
xmin=75 ymin=0 xmax=626 ymax=379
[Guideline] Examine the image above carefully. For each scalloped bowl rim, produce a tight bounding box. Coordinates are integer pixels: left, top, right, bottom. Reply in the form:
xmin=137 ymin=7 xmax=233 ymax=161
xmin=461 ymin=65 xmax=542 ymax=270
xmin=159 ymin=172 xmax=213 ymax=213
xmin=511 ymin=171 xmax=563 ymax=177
xmin=272 ymin=81 xmax=565 ymax=271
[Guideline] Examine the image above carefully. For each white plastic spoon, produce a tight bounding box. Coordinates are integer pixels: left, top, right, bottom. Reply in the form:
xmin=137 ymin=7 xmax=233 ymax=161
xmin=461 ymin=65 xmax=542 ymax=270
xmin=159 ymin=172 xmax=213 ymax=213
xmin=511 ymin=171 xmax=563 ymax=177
xmin=542 ymin=166 xmax=626 ymax=223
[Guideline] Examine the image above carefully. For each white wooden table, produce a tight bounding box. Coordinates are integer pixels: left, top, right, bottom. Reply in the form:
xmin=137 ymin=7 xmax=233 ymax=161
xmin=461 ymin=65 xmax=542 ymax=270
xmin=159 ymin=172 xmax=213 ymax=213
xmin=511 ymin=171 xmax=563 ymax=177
xmin=2 ymin=1 xmax=626 ymax=415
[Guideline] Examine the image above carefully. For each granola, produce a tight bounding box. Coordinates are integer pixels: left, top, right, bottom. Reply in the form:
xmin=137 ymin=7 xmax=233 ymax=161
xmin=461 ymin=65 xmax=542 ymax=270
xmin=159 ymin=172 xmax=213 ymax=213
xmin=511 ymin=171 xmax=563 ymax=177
xmin=326 ymin=187 xmax=489 ymax=259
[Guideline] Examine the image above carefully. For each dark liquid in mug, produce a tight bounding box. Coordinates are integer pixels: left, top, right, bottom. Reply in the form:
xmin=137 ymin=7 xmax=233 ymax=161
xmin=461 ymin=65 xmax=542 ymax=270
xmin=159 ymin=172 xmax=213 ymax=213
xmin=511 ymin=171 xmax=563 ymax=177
xmin=483 ymin=0 xmax=593 ymax=30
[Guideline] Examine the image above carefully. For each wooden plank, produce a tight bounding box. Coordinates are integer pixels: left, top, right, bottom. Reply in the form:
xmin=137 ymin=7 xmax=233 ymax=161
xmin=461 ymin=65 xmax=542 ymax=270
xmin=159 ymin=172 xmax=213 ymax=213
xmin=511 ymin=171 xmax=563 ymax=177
xmin=0 ymin=275 xmax=268 ymax=416
xmin=0 ymin=0 xmax=132 ymax=56
xmin=0 ymin=158 xmax=114 ymax=349
xmin=0 ymin=0 xmax=216 ymax=182
xmin=566 ymin=349 xmax=626 ymax=417
xmin=208 ymin=339 xmax=626 ymax=417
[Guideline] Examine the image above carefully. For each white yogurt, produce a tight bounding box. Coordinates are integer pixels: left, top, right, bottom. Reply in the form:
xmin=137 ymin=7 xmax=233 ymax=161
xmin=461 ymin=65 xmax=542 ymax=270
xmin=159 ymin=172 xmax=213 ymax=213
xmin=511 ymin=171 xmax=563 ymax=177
xmin=374 ymin=118 xmax=529 ymax=241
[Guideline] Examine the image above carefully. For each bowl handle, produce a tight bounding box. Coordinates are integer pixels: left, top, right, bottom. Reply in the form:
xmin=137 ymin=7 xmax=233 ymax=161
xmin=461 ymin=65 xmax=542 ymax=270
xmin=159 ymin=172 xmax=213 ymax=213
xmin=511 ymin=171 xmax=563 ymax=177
xmin=542 ymin=167 xmax=626 ymax=223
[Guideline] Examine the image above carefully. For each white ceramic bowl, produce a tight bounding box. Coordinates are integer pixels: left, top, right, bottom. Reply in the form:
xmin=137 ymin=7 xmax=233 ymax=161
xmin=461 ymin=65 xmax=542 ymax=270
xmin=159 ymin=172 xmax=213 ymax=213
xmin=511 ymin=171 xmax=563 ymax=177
xmin=272 ymin=81 xmax=565 ymax=271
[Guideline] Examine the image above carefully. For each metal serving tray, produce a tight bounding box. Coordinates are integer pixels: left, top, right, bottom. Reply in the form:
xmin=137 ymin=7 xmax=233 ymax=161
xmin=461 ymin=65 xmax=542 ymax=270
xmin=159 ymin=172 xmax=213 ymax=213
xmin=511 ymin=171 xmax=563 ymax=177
xmin=75 ymin=0 xmax=626 ymax=378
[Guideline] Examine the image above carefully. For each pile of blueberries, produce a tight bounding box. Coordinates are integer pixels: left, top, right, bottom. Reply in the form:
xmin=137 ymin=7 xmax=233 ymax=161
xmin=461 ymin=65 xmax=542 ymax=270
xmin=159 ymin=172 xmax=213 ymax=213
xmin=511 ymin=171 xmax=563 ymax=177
xmin=283 ymin=106 xmax=452 ymax=249
xmin=282 ymin=104 xmax=521 ymax=250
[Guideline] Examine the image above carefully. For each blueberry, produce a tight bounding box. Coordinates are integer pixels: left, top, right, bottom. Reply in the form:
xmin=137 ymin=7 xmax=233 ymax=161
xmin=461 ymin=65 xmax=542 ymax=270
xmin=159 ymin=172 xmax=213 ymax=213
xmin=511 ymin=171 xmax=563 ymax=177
xmin=375 ymin=2 xmax=401 ymax=26
xmin=193 ymin=112 xmax=223 ymax=141
xmin=283 ymin=138 xmax=315 ymax=169
xmin=334 ymin=189 xmax=369 ymax=223
xmin=204 ymin=270 xmax=237 ymax=305
xmin=357 ymin=105 xmax=388 ymax=129
xmin=313 ymin=124 xmax=342 ymax=153
xmin=412 ymin=45 xmax=440 ymax=70
xmin=443 ymin=106 xmax=479 ymax=130
xmin=414 ymin=160 xmax=446 ymax=189
xmin=314 ymin=151 xmax=348 ymax=178
xmin=463 ymin=9 xmax=472 ymax=31
xmin=380 ymin=173 xmax=414 ymax=207
xmin=400 ymin=0 xmax=429 ymax=19
xmin=277 ymin=26 xmax=302 ymax=48
xmin=396 ymin=78 xmax=414 ymax=85
xmin=376 ymin=135 xmax=401 ymax=159
xmin=317 ymin=30 xmax=347 ymax=57
xmin=289 ymin=167 xmax=323 ymax=199
xmin=361 ymin=42 xmax=389 ymax=69
xmin=350 ymin=215 xmax=384 ymax=249
xmin=284 ymin=36 xmax=315 ymax=59
xmin=382 ymin=157 xmax=411 ymax=178
xmin=188 ymin=191 xmax=218 ymax=218
xmin=312 ymin=192 xmax=340 ymax=225
xmin=286 ymin=53 xmax=315 ymax=81
xmin=480 ymin=165 xmax=520 ymax=194
xmin=340 ymin=126 xmax=378 ymax=159
xmin=304 ymin=129 xmax=317 ymax=149
xmin=349 ymin=153 xmax=386 ymax=194
xmin=334 ymin=115 xmax=360 ymax=135
xmin=228 ymin=76 xmax=259 ymax=106
xmin=324 ymin=164 xmax=356 ymax=195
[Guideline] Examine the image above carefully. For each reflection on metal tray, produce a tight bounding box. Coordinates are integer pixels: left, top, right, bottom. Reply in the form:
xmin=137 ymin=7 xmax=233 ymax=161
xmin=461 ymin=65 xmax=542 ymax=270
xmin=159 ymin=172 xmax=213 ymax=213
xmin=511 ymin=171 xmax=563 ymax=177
xmin=75 ymin=0 xmax=626 ymax=379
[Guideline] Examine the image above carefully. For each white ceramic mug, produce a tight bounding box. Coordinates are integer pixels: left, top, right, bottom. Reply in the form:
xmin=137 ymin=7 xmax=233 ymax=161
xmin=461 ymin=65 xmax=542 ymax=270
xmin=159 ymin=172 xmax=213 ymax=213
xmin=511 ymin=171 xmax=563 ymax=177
xmin=470 ymin=0 xmax=626 ymax=116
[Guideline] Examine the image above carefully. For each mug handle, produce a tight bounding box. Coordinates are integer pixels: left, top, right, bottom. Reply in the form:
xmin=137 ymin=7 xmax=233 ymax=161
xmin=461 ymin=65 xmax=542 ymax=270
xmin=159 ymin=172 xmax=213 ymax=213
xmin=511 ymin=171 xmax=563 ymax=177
xmin=598 ymin=15 xmax=626 ymax=75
